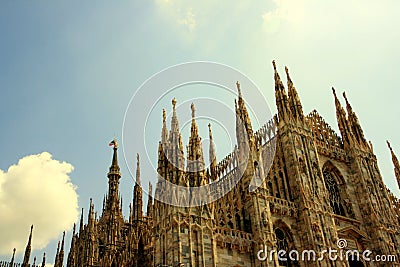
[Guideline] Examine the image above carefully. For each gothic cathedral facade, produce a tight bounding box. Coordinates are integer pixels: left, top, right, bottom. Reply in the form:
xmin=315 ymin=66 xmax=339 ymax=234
xmin=27 ymin=62 xmax=400 ymax=267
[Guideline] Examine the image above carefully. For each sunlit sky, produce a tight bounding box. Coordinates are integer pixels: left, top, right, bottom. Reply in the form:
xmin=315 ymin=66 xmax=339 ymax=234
xmin=1 ymin=0 xmax=400 ymax=264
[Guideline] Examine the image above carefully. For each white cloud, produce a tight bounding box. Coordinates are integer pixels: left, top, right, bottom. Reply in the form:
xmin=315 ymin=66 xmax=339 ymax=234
xmin=178 ymin=8 xmax=196 ymax=32
xmin=0 ymin=152 xmax=78 ymax=255
xmin=262 ymin=0 xmax=306 ymax=33
xmin=156 ymin=0 xmax=197 ymax=34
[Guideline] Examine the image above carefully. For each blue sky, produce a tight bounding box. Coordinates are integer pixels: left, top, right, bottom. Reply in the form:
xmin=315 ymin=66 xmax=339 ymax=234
xmin=1 ymin=0 xmax=400 ymax=264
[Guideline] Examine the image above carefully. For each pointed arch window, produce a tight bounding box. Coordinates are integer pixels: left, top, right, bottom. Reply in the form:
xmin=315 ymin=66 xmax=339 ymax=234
xmin=323 ymin=170 xmax=346 ymax=216
xmin=275 ymin=228 xmax=289 ymax=251
xmin=274 ymin=226 xmax=297 ymax=267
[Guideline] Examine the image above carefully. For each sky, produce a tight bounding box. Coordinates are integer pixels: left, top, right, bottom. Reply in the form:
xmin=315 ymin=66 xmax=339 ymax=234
xmin=1 ymin=0 xmax=400 ymax=264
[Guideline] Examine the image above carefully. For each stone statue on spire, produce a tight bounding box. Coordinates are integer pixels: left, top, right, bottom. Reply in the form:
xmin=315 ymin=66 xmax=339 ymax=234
xmin=191 ymin=103 xmax=196 ymax=118
xmin=109 ymin=138 xmax=118 ymax=148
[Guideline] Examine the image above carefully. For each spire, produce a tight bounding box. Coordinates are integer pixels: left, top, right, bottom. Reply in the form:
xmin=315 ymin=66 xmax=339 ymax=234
xmin=88 ymin=198 xmax=95 ymax=230
xmin=147 ymin=182 xmax=153 ymax=217
xmin=187 ymin=103 xmax=205 ymax=187
xmin=158 ymin=108 xmax=170 ymax=185
xmin=136 ymin=153 xmax=141 ymax=186
xmin=9 ymin=248 xmax=16 ymax=267
xmin=235 ymin=81 xmax=254 ymax=137
xmin=332 ymin=87 xmax=354 ymax=148
xmin=33 ymin=257 xmax=36 ymax=267
xmin=133 ymin=154 xmax=143 ymax=222
xmin=41 ymin=252 xmax=46 ymax=267
xmin=161 ymin=109 xmax=169 ymax=144
xmin=58 ymin=231 xmax=65 ymax=267
xmin=273 ymin=61 xmax=291 ymax=123
xmin=71 ymin=223 xmax=76 ymax=246
xmin=387 ymin=140 xmax=400 ymax=190
xmin=21 ymin=225 xmax=33 ymax=267
xmin=79 ymin=208 xmax=84 ymax=235
xmin=285 ymin=66 xmax=304 ymax=121
xmin=343 ymin=92 xmax=368 ymax=149
xmin=107 ymin=139 xmax=122 ymax=212
xmin=208 ymin=123 xmax=217 ymax=180
xmin=235 ymin=81 xmax=255 ymax=164
xmin=168 ymin=98 xmax=185 ymax=174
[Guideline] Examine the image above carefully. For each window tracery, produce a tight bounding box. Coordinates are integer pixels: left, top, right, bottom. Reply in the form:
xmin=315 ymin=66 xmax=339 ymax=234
xmin=323 ymin=170 xmax=346 ymax=216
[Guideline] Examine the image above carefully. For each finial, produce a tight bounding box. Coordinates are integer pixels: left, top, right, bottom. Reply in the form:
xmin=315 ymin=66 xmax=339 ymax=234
xmin=172 ymin=98 xmax=177 ymax=109
xmin=162 ymin=109 xmax=166 ymax=122
xmin=137 ymin=153 xmax=140 ymax=163
xmin=191 ymin=103 xmax=195 ymax=118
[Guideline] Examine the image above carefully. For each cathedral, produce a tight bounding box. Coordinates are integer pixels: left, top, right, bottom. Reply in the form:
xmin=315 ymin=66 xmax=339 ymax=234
xmin=3 ymin=61 xmax=400 ymax=267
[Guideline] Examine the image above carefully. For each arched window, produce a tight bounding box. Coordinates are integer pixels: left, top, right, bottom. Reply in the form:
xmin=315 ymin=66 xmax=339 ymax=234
xmin=275 ymin=228 xmax=289 ymax=251
xmin=274 ymin=227 xmax=297 ymax=267
xmin=323 ymin=170 xmax=346 ymax=216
